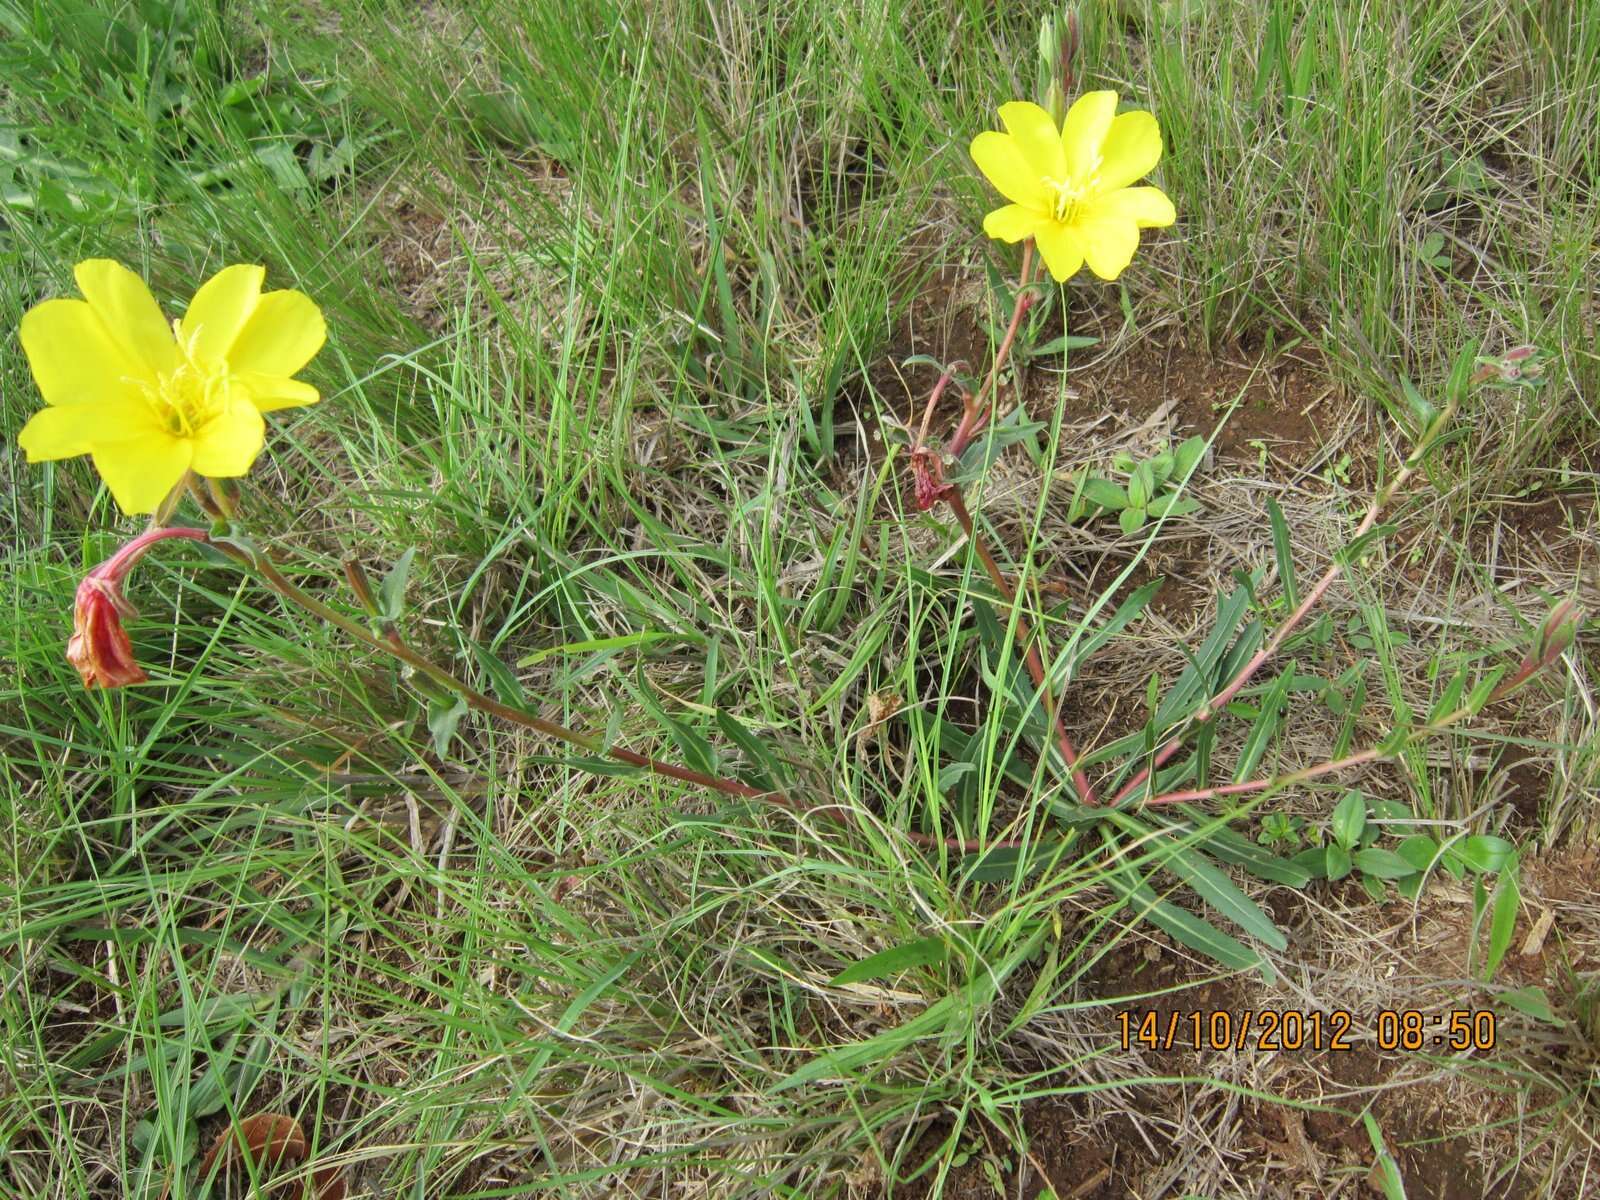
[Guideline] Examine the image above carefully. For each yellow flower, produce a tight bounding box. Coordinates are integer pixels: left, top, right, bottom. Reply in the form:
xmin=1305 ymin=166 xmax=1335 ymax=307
xmin=16 ymin=260 xmax=326 ymax=514
xmin=971 ymin=93 xmax=1176 ymax=283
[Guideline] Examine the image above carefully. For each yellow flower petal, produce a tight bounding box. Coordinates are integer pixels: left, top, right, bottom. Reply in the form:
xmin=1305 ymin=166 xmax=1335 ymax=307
xmin=971 ymin=131 xmax=1050 ymax=210
xmin=1097 ymin=110 xmax=1164 ymax=192
xmin=179 ymin=264 xmax=265 ymax=363
xmin=89 ymin=429 xmax=193 ymax=516
xmin=1080 ymin=219 xmax=1142 ymax=281
xmin=190 ymin=396 xmax=266 ymax=477
xmin=227 ymin=289 xmax=326 ymax=379
xmin=17 ymin=404 xmax=97 ymax=460
xmin=1062 ymin=91 xmax=1119 ymax=183
xmin=236 ymin=372 xmax=321 ymax=413
xmin=1034 ymin=223 xmax=1086 ymax=282
xmin=19 ymin=298 xmax=152 ymax=406
xmin=982 ymin=204 xmax=1048 ymax=244
xmin=997 ymin=101 xmax=1066 ymax=179
xmin=74 ymin=259 xmax=177 ymax=375
xmin=1082 ymin=186 xmax=1176 ymax=229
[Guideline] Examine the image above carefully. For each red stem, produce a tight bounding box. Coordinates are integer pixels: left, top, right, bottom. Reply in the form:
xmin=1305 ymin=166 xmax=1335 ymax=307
xmin=948 ymin=241 xmax=1036 ymax=460
xmin=1142 ymin=749 xmax=1383 ymax=807
xmin=1107 ymin=445 xmax=1432 ymax=806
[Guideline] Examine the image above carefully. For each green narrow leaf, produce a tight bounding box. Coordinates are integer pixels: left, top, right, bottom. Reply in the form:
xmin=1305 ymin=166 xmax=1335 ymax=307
xmin=1027 ymin=332 xmax=1100 ymax=357
xmin=1363 ymin=1114 xmax=1408 ymax=1200
xmin=1495 ymin=986 xmax=1558 ymax=1025
xmin=378 ymin=546 xmax=417 ymax=620
xmin=829 ymin=937 xmax=948 ymax=986
xmin=1232 ymin=664 xmax=1294 ymax=783
xmin=1112 ymin=874 xmax=1266 ymax=974
xmin=1266 ymin=497 xmax=1297 ymax=610
xmin=1052 ymin=578 xmax=1162 ymax=688
xmin=1427 ymin=668 xmax=1468 ymax=724
xmin=1167 ymin=812 xmax=1311 ymax=886
xmin=471 ymin=642 xmax=527 ymax=707
xmin=515 ymin=630 xmax=686 ymax=668
xmin=1483 ymin=864 xmax=1521 ymax=981
xmin=961 ymin=837 xmax=1077 ymax=883
xmin=715 ymin=709 xmax=782 ymax=789
xmin=1117 ymin=821 xmax=1286 ymax=951
xmin=634 ymin=670 xmax=717 ymax=776
xmin=426 ymin=693 xmax=468 ymax=757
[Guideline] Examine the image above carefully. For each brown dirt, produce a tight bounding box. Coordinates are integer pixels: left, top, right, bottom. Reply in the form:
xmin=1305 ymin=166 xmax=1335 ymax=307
xmin=1067 ymin=336 xmax=1338 ymax=468
xmin=894 ymin=1107 xmax=1144 ymax=1200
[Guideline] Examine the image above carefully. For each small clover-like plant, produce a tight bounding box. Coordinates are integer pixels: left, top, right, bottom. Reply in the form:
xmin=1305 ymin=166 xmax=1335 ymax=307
xmin=1256 ymin=811 xmax=1303 ymax=849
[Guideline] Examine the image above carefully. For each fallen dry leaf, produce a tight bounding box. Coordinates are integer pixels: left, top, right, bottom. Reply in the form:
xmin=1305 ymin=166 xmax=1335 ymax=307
xmin=158 ymin=1112 xmax=344 ymax=1200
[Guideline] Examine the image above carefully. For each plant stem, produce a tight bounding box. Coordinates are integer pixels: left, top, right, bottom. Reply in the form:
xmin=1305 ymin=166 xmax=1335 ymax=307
xmin=225 ymin=544 xmax=781 ymax=804
xmin=946 ymin=245 xmax=1036 ymax=461
xmin=946 ymin=489 xmax=1096 ymax=804
xmin=1138 ymin=652 xmax=1560 ymax=809
xmin=1141 ymin=749 xmax=1384 ymax=807
xmin=912 ymin=364 xmax=967 ymax=454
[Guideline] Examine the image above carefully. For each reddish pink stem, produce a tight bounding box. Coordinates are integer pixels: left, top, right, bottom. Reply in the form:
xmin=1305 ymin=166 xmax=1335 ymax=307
xmin=1108 ymin=455 xmax=1420 ymax=806
xmin=103 ymin=525 xmax=210 ymax=576
xmin=1142 ymin=749 xmax=1383 ymax=807
xmin=947 ymin=242 xmax=1036 ymax=460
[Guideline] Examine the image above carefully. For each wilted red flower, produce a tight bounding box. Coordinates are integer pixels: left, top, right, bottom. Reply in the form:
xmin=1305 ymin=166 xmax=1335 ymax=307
xmin=910 ymin=449 xmax=951 ymax=511
xmin=67 ymin=572 xmax=147 ymax=688
xmin=63 ymin=525 xmax=208 ymax=689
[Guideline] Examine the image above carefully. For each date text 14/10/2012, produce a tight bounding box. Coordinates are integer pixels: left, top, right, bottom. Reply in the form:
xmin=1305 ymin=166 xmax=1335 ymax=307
xmin=1117 ymin=1009 xmax=1496 ymax=1053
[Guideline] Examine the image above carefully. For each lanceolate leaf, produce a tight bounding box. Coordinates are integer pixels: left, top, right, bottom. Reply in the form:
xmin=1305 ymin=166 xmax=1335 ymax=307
xmin=1483 ymin=865 xmax=1521 ymax=981
xmin=471 ymin=641 xmax=528 ymax=708
xmin=961 ymin=837 xmax=1078 ymax=883
xmin=1266 ymin=496 xmax=1298 ymax=609
xmin=715 ymin=709 xmax=783 ymax=789
xmin=1231 ymin=663 xmax=1294 ymax=783
xmin=829 ymin=937 xmax=948 ymax=986
xmin=1104 ymin=866 xmax=1266 ymax=974
xmin=377 ymin=547 xmax=417 ymax=621
xmin=1165 ymin=810 xmax=1311 ymax=886
xmin=426 ymin=694 xmax=468 ymax=757
xmin=1051 ymin=578 xmax=1162 ymax=690
xmin=633 ymin=668 xmax=717 ymax=776
xmin=1108 ymin=813 xmax=1286 ymax=951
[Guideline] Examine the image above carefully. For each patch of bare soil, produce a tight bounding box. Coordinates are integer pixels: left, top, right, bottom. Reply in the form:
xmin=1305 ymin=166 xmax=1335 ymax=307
xmin=1067 ymin=336 xmax=1338 ymax=468
xmin=895 ymin=1107 xmax=1144 ymax=1200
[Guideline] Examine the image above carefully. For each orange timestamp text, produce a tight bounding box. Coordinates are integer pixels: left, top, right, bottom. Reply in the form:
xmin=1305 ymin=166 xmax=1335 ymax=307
xmin=1116 ymin=1008 xmax=1496 ymax=1053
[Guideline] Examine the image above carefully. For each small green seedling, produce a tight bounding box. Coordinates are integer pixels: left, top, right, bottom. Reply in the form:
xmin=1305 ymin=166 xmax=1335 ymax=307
xmin=1066 ymin=435 xmax=1207 ymax=533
